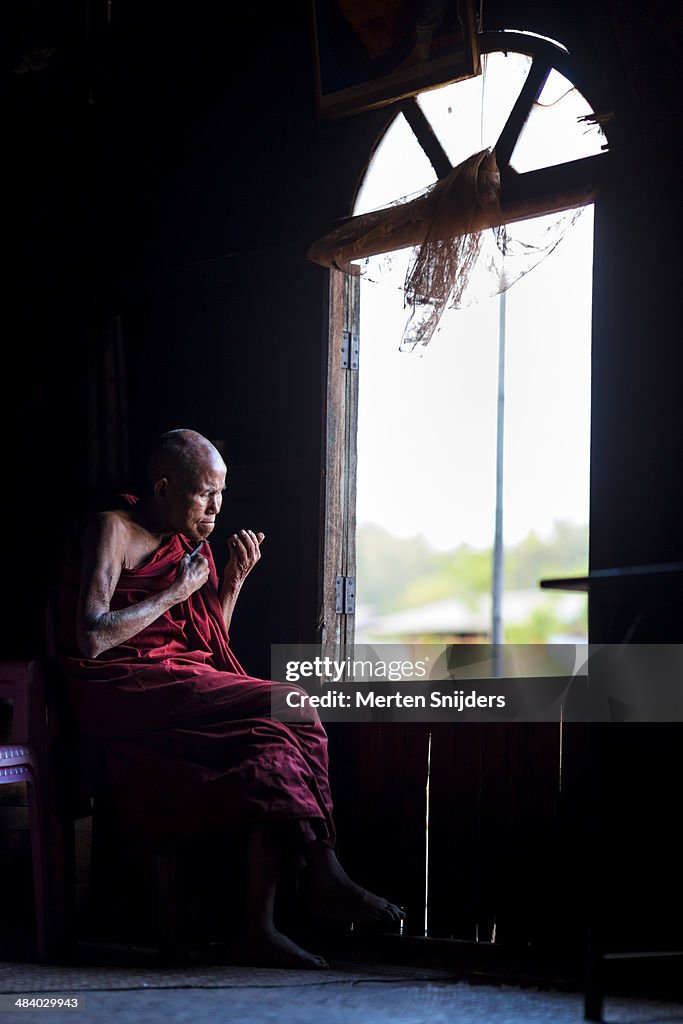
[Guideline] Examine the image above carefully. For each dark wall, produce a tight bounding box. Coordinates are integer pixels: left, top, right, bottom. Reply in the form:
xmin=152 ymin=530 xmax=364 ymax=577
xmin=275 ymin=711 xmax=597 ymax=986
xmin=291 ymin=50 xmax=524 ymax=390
xmin=591 ymin=180 xmax=683 ymax=573
xmin=5 ymin=0 xmax=392 ymax=666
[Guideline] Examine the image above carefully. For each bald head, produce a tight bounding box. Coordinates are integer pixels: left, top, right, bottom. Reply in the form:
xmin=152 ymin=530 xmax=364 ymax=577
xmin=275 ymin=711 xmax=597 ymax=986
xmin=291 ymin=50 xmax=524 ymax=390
xmin=144 ymin=429 xmax=228 ymax=542
xmin=147 ymin=429 xmax=226 ymax=490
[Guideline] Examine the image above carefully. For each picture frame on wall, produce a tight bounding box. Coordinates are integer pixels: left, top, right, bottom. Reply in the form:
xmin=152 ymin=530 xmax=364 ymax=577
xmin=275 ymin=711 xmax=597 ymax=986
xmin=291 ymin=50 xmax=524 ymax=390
xmin=311 ymin=0 xmax=481 ymax=118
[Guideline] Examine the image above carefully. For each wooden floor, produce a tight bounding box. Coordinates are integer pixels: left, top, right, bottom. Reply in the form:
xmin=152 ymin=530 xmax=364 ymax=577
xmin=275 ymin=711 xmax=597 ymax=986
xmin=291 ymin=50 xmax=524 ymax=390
xmin=1 ymin=958 xmax=682 ymax=1024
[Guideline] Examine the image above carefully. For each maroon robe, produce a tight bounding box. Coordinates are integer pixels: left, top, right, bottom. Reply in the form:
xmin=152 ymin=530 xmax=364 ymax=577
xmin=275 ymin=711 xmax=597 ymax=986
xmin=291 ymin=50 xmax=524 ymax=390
xmin=57 ymin=506 xmax=335 ymax=851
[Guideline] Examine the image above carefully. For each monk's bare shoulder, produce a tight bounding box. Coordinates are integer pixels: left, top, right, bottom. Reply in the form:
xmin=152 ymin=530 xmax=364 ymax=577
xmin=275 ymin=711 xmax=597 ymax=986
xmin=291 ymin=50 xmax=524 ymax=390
xmin=82 ymin=509 xmax=160 ymax=571
xmin=81 ymin=509 xmax=131 ymax=549
xmin=78 ymin=510 xmax=130 ymax=574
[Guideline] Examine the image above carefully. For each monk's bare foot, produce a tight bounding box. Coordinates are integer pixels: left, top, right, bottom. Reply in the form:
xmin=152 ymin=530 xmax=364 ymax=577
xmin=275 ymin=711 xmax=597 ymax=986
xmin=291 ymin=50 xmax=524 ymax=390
xmin=245 ymin=927 xmax=328 ymax=970
xmin=305 ymin=846 xmax=404 ymax=926
xmin=307 ymin=876 xmax=404 ymax=925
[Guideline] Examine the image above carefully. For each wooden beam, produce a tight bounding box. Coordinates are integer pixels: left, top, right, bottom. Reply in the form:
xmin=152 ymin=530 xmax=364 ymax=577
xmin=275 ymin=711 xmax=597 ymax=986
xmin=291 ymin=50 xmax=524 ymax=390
xmin=307 ymin=152 xmax=606 ymax=268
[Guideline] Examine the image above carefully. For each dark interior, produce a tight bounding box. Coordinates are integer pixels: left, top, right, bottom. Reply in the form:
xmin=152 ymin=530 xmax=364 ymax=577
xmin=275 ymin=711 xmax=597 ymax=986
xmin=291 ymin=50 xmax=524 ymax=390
xmin=4 ymin=0 xmax=683 ymax=996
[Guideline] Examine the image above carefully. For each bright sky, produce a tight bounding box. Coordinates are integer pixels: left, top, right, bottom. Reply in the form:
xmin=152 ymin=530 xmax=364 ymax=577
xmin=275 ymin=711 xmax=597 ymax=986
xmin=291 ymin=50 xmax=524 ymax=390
xmin=353 ymin=52 xmax=604 ymax=551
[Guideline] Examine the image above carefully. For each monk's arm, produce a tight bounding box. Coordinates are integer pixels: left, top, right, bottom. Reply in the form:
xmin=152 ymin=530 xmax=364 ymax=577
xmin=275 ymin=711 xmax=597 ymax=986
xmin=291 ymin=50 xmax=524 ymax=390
xmin=218 ymin=577 xmax=243 ymax=635
xmin=76 ymin=513 xmax=208 ymax=658
xmin=218 ymin=529 xmax=265 ymax=633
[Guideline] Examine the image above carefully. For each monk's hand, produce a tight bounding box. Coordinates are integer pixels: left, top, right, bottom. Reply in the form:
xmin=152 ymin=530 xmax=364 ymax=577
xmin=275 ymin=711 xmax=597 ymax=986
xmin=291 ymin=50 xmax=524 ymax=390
xmin=172 ymin=552 xmax=210 ymax=602
xmin=224 ymin=529 xmax=265 ymax=588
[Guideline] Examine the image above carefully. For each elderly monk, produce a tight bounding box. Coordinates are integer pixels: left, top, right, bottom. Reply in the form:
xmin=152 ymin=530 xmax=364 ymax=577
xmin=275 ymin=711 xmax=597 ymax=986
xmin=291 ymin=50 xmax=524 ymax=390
xmin=57 ymin=428 xmax=402 ymax=968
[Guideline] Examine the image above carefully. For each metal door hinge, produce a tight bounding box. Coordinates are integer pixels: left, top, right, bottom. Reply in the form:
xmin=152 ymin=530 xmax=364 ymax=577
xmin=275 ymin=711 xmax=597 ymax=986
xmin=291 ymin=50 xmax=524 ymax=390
xmin=341 ymin=331 xmax=359 ymax=370
xmin=335 ymin=575 xmax=356 ymax=614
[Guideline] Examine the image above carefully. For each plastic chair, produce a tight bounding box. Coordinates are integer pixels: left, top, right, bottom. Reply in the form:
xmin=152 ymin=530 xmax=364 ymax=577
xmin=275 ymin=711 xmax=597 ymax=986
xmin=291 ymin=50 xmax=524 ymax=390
xmin=0 ymin=661 xmax=48 ymax=958
xmin=1 ymin=633 xmax=184 ymax=960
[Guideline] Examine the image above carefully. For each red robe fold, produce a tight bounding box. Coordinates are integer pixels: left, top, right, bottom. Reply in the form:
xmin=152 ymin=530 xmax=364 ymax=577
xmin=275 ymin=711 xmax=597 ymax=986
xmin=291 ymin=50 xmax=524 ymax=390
xmin=57 ymin=511 xmax=335 ymax=851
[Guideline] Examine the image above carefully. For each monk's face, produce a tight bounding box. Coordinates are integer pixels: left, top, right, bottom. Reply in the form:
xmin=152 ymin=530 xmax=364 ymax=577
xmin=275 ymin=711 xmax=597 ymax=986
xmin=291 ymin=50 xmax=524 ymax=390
xmin=158 ymin=452 xmax=227 ymax=543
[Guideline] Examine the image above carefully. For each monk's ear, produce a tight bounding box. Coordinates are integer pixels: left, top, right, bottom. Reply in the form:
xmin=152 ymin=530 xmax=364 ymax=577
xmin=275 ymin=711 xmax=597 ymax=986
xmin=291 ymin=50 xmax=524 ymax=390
xmin=153 ymin=477 xmax=169 ymax=501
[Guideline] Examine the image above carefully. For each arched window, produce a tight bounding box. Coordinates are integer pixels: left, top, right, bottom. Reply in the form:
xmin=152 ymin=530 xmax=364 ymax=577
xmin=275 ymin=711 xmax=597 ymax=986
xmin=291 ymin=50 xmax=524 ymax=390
xmin=317 ymin=32 xmax=608 ymax=651
xmin=314 ymin=32 xmax=611 ymax=952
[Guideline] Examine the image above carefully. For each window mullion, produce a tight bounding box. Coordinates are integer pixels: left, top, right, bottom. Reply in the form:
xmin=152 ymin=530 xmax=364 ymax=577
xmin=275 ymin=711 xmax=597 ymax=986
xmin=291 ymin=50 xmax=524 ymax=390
xmin=400 ymin=97 xmax=453 ymax=180
xmin=494 ymin=59 xmax=552 ymax=171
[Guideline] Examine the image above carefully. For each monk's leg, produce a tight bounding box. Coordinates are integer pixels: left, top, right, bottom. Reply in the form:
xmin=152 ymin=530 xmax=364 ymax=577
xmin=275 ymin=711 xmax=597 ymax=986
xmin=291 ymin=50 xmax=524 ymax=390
xmin=304 ymin=840 xmax=405 ymax=926
xmin=244 ymin=826 xmax=328 ymax=969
